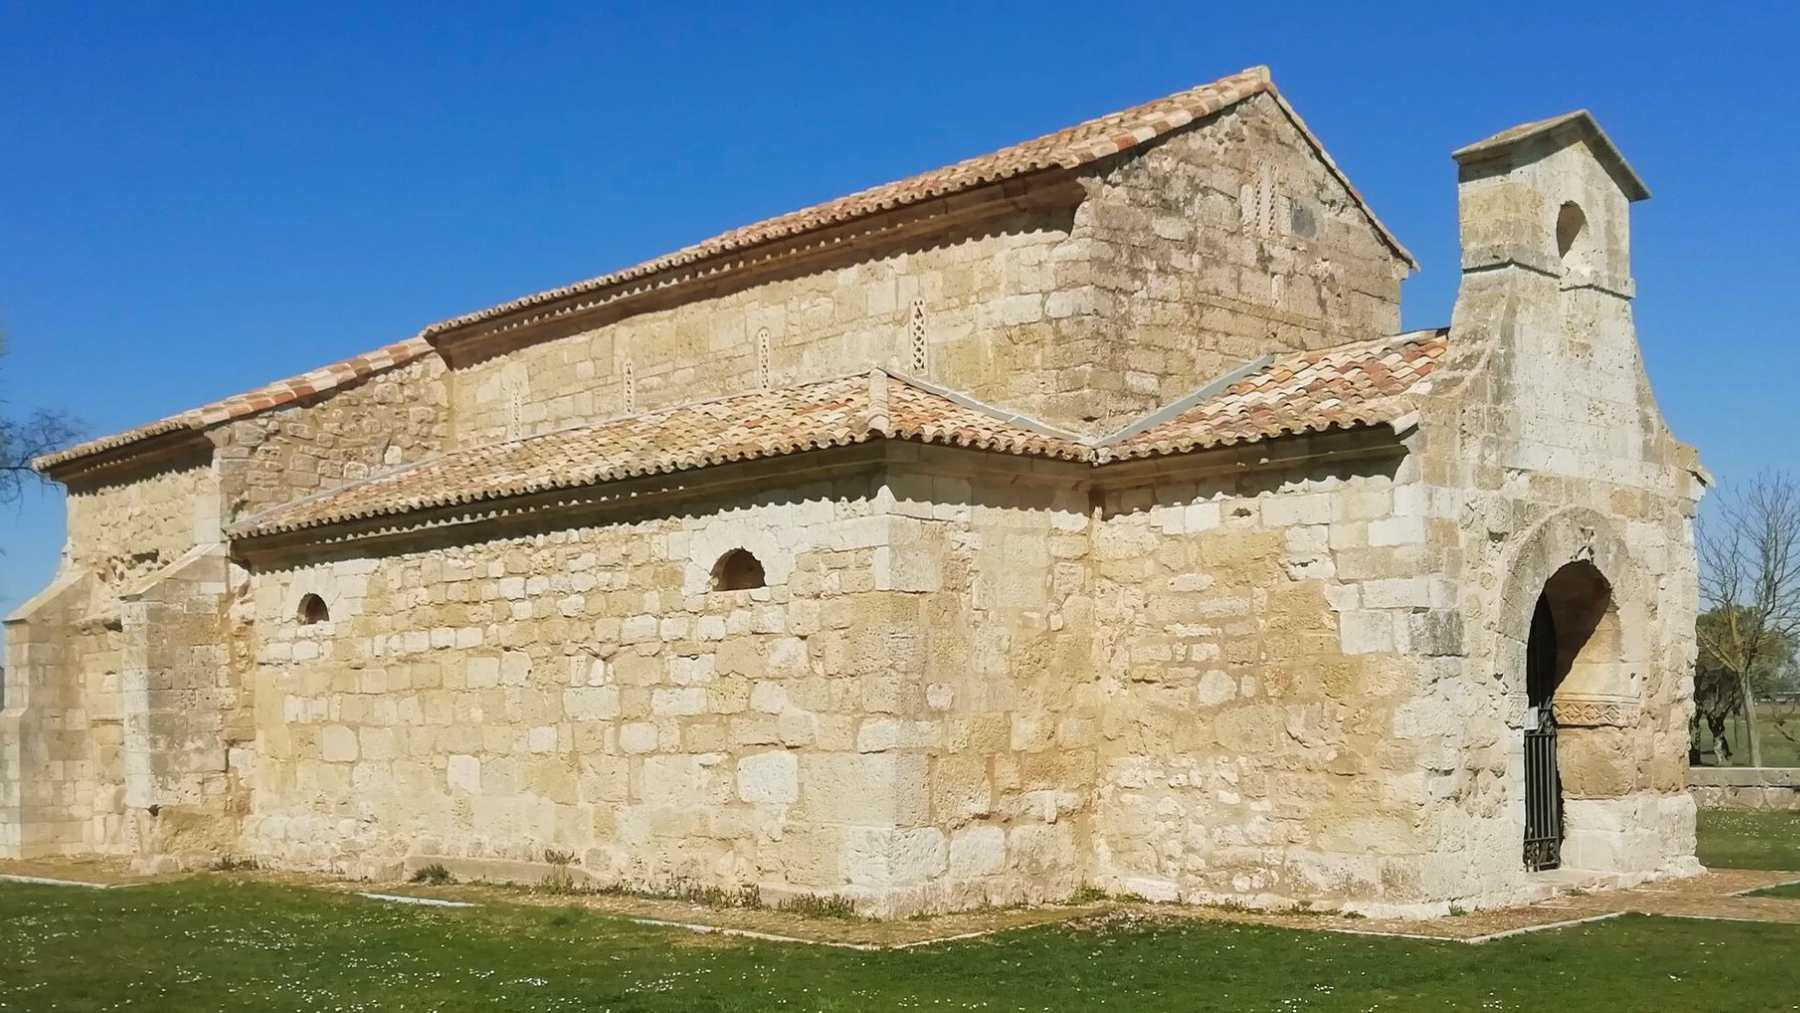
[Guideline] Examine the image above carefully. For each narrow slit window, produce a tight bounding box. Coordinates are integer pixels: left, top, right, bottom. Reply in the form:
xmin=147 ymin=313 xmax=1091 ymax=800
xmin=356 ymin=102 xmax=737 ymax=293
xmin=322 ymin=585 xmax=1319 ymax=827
xmin=757 ymin=328 xmax=772 ymax=389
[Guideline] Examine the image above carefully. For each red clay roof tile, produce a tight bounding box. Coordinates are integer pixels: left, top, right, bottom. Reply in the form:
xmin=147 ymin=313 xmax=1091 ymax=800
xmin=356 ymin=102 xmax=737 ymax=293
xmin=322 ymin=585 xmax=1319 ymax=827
xmin=232 ymin=332 xmax=1448 ymax=540
xmin=1096 ymin=330 xmax=1448 ymax=461
xmin=414 ymin=66 xmax=1414 ymax=345
xmin=33 ymin=338 xmax=434 ymax=473
xmin=230 ymin=370 xmax=1091 ymax=538
xmin=40 ymin=66 xmax=1416 ymax=474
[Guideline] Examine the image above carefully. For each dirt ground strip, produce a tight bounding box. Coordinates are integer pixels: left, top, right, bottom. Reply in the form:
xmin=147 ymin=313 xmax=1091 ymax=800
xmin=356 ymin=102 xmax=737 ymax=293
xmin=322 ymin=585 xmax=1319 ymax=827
xmin=6 ymin=861 xmax=1799 ymax=947
xmin=1109 ymin=870 xmax=1800 ymax=943
xmin=0 ymin=856 xmax=162 ymax=887
xmin=324 ymin=878 xmax=1106 ymax=948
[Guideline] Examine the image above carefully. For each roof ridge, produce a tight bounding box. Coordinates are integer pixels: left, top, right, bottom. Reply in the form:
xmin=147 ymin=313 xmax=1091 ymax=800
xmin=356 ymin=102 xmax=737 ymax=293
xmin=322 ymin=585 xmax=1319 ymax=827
xmin=879 ymin=368 xmax=1091 ymax=443
xmin=866 ymin=368 xmax=892 ymax=436
xmin=226 ymin=330 xmax=1452 ymax=542
xmin=43 ymin=66 xmax=1420 ymax=475
xmin=1099 ymin=353 xmax=1278 ymax=446
xmin=414 ymin=66 xmax=1412 ymax=347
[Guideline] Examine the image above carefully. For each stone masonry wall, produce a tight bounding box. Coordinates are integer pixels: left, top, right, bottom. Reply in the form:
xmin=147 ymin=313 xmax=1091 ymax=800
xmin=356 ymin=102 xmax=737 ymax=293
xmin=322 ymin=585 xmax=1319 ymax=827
xmin=113 ymin=546 xmax=241 ymax=865
xmin=1064 ymin=92 xmax=1404 ymax=430
xmin=241 ymin=465 xmax=1008 ymax=913
xmin=215 ymin=357 xmax=449 ymax=525
xmin=64 ymin=455 xmax=217 ymax=587
xmin=877 ymin=448 xmax=1096 ymax=909
xmin=1087 ymin=443 xmax=1448 ymax=912
xmin=452 ymin=94 xmax=1405 ymax=443
xmin=1417 ymin=130 xmax=1701 ymax=900
xmin=2 ymin=573 xmax=111 ymax=858
xmin=451 ymin=210 xmax=1078 ymax=447
xmin=13 ymin=356 xmax=444 ymax=867
xmin=1689 ymin=768 xmax=1800 ymax=811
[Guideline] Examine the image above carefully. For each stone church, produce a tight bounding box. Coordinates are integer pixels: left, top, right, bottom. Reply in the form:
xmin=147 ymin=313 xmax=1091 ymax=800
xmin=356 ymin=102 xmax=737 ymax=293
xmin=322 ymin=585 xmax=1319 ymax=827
xmin=3 ymin=66 xmax=1704 ymax=917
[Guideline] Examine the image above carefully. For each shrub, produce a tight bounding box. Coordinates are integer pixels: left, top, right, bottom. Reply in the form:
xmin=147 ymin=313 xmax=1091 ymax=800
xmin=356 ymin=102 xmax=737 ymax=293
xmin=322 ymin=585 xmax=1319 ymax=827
xmin=539 ymin=849 xmax=578 ymax=895
xmin=411 ymin=863 xmax=453 ymax=885
xmin=776 ymin=893 xmax=859 ymax=920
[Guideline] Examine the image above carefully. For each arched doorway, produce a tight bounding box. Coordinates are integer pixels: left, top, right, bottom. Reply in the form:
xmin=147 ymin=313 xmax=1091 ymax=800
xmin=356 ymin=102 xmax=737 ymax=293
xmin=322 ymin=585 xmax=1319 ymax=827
xmin=1522 ymin=560 xmax=1623 ymax=871
xmin=1523 ymin=595 xmax=1562 ymax=869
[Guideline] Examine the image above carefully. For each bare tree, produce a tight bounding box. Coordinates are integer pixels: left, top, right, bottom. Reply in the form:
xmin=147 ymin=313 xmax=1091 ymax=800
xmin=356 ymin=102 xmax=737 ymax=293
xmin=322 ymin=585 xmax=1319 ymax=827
xmin=1 ymin=330 xmax=82 ymax=507
xmin=1697 ymin=471 xmax=1800 ymax=767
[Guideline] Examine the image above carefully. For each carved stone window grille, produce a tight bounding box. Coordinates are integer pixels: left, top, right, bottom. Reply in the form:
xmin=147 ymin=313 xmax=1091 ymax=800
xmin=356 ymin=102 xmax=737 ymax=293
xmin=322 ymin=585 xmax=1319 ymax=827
xmin=500 ymin=368 xmax=528 ymax=439
xmin=1241 ymin=166 xmax=1280 ymax=239
xmin=756 ymin=327 xmax=772 ymax=389
xmin=908 ymin=299 xmax=928 ymax=374
xmin=622 ymin=360 xmax=637 ymax=413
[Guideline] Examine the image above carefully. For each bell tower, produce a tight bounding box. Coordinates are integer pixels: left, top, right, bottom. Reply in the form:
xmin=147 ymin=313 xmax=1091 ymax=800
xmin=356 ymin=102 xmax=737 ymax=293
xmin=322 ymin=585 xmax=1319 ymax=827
xmin=1445 ymin=109 xmax=1661 ymax=484
xmin=1450 ymin=110 xmax=1649 ymax=300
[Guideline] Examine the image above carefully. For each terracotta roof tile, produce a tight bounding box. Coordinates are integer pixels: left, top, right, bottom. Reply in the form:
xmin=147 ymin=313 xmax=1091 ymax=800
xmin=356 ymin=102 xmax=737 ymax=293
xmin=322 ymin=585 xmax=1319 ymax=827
xmin=415 ymin=66 xmax=1414 ymax=345
xmin=230 ymin=370 xmax=1090 ymax=538
xmin=45 ymin=66 xmax=1418 ymax=474
xmin=33 ymin=338 xmax=435 ymax=473
xmin=232 ymin=332 xmax=1449 ymax=540
xmin=1096 ymin=330 xmax=1448 ymax=461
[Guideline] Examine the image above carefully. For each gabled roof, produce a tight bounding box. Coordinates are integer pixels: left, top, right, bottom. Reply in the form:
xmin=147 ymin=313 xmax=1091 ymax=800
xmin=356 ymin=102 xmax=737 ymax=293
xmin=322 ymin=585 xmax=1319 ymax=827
xmin=38 ymin=65 xmax=1416 ymax=476
xmin=231 ymin=370 xmax=1090 ymax=538
xmin=416 ymin=65 xmax=1416 ymax=345
xmin=1096 ymin=330 xmax=1447 ymax=461
xmin=232 ymin=332 xmax=1449 ymax=541
xmin=33 ymin=338 xmax=434 ymax=474
xmin=1452 ymin=109 xmax=1650 ymax=202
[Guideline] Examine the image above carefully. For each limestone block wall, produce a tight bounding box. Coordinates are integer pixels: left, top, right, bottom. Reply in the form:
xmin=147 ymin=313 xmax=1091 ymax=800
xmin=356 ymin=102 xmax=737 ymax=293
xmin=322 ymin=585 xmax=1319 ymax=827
xmin=19 ymin=355 xmax=440 ymax=866
xmin=449 ymin=210 xmax=1080 ymax=446
xmin=2 ymin=572 xmax=110 ymax=858
xmin=112 ymin=545 xmax=241 ymax=863
xmin=1069 ymin=92 xmax=1404 ymax=429
xmin=242 ymin=466 xmax=1001 ymax=912
xmin=1421 ymin=127 xmax=1702 ymax=898
xmin=1689 ymin=768 xmax=1800 ymax=812
xmin=874 ymin=448 xmax=1097 ymax=909
xmin=215 ymin=356 xmax=449 ymax=524
xmin=1087 ymin=441 xmax=1448 ymax=913
xmin=0 ymin=548 xmax=239 ymax=864
xmin=64 ymin=451 xmax=217 ymax=586
xmin=450 ymin=95 xmax=1405 ymax=444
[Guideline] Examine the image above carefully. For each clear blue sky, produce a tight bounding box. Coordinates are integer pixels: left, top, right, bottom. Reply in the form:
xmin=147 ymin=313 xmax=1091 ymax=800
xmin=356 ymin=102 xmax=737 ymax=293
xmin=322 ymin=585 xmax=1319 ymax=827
xmin=2 ymin=3 xmax=1795 ymax=619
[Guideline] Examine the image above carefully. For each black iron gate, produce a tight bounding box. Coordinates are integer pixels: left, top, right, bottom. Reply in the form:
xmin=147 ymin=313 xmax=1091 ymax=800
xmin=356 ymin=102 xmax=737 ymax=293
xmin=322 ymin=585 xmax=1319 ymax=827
xmin=1523 ymin=597 xmax=1562 ymax=871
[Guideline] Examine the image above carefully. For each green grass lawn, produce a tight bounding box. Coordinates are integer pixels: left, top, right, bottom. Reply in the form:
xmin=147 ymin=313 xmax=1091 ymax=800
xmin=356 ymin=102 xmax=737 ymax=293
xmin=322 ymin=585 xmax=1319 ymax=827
xmin=1694 ymin=702 xmax=1800 ymax=767
xmin=5 ymin=877 xmax=1800 ymax=1012
xmin=1696 ymin=808 xmax=1800 ymax=870
xmin=1752 ymin=881 xmax=1800 ymax=899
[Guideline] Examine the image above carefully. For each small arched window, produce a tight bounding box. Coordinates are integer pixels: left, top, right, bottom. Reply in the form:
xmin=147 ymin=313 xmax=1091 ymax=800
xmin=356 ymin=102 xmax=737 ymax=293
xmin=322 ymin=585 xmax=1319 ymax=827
xmin=1555 ymin=201 xmax=1588 ymax=262
xmin=297 ymin=593 xmax=331 ymax=626
xmin=710 ymin=549 xmax=766 ymax=592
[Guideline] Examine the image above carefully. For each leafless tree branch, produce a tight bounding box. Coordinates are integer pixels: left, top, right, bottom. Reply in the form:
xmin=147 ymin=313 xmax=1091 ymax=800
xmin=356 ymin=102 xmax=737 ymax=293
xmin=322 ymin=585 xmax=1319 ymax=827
xmin=1697 ymin=471 xmax=1800 ymax=767
xmin=0 ymin=329 xmax=83 ymax=508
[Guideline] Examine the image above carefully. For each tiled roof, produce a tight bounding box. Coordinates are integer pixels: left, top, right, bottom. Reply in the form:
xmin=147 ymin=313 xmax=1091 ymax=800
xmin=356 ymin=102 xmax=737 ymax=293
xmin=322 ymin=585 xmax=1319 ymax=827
xmin=33 ymin=339 xmax=434 ymax=473
xmin=233 ymin=332 xmax=1448 ymax=540
xmin=43 ymin=65 xmax=1418 ymax=475
xmin=416 ymin=66 xmax=1415 ymax=345
xmin=1096 ymin=330 xmax=1448 ymax=462
xmin=231 ymin=370 xmax=1090 ymax=538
